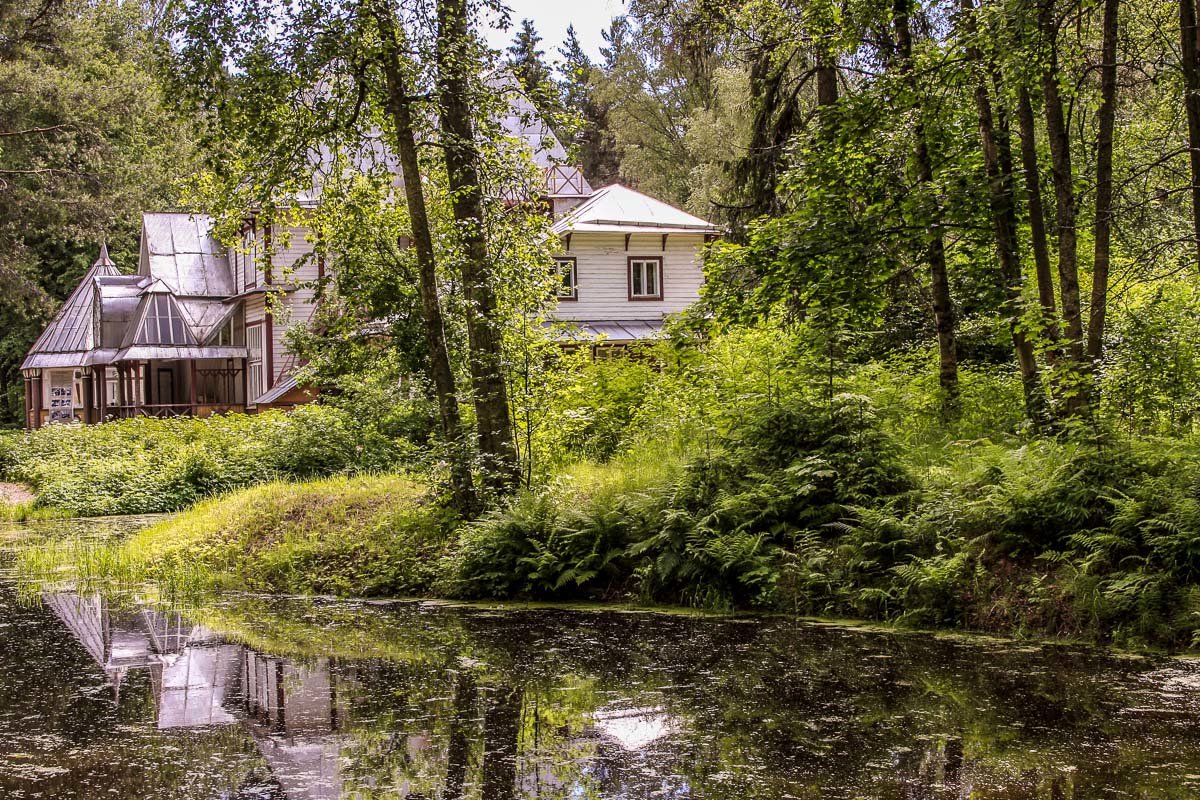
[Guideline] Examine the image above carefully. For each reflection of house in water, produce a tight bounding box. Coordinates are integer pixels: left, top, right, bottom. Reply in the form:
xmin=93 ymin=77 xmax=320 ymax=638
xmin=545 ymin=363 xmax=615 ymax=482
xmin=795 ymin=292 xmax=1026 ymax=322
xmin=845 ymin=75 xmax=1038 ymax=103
xmin=41 ymin=592 xmax=345 ymax=800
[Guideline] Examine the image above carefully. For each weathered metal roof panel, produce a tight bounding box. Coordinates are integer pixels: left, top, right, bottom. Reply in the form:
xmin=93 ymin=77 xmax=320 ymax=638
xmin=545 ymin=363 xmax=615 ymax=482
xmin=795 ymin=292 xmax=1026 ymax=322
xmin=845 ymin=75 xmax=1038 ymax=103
xmin=141 ymin=213 xmax=234 ymax=298
xmin=115 ymin=345 xmax=248 ymax=361
xmin=545 ymin=319 xmax=667 ymax=343
xmin=551 ymin=184 xmax=719 ymax=235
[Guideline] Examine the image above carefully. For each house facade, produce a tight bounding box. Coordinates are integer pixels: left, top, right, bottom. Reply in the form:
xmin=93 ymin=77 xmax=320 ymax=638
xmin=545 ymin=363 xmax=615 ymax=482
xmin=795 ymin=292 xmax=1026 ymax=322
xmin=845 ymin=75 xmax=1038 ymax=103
xmin=21 ymin=104 xmax=717 ymax=428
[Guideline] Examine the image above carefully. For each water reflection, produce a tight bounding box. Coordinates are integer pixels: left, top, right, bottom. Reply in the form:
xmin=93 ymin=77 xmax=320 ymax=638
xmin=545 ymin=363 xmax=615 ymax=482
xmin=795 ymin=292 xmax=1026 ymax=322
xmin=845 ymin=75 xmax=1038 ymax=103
xmin=4 ymin=579 xmax=1200 ymax=798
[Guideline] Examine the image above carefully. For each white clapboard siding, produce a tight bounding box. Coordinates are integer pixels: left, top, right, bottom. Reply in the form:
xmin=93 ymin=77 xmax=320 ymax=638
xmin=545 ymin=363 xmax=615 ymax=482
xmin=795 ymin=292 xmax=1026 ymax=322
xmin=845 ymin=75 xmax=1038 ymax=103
xmin=551 ymin=231 xmax=706 ymax=321
xmin=267 ymin=224 xmax=320 ymax=383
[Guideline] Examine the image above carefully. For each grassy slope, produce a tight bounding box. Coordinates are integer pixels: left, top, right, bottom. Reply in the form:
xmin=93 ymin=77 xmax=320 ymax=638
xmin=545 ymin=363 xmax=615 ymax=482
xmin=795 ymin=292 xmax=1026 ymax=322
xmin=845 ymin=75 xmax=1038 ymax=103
xmin=108 ymin=474 xmax=449 ymax=597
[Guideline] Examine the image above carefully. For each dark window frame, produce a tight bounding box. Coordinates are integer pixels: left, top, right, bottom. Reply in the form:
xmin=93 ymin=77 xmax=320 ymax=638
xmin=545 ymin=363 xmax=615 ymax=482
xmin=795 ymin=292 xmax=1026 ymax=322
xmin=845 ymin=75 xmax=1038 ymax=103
xmin=627 ymin=256 xmax=663 ymax=301
xmin=554 ymin=256 xmax=578 ymax=301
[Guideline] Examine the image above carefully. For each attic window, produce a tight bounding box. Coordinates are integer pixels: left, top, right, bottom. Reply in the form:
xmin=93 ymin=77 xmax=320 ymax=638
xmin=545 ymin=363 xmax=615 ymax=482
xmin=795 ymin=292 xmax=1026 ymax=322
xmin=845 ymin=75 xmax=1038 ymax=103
xmin=138 ymin=294 xmax=190 ymax=345
xmin=554 ymin=257 xmax=577 ymax=300
xmin=628 ymin=257 xmax=662 ymax=301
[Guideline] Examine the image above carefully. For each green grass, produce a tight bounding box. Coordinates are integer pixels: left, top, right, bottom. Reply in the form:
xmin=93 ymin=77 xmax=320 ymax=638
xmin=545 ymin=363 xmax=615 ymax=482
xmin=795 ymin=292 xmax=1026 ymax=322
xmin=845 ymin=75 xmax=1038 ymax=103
xmin=16 ymin=473 xmax=454 ymax=600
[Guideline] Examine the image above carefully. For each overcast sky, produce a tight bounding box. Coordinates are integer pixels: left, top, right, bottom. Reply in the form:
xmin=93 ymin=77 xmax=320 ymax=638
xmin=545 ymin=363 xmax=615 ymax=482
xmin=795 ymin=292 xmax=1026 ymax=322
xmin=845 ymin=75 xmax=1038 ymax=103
xmin=480 ymin=0 xmax=627 ymax=63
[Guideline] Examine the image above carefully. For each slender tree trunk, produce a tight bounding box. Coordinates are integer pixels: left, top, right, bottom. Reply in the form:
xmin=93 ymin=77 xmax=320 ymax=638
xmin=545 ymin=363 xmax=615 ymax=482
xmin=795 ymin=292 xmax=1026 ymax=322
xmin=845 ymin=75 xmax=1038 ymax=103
xmin=1181 ymin=0 xmax=1200 ymax=266
xmin=893 ymin=0 xmax=958 ymax=411
xmin=1016 ymin=85 xmax=1060 ymax=354
xmin=1087 ymin=0 xmax=1120 ymax=373
xmin=370 ymin=0 xmax=476 ymax=511
xmin=1038 ymin=2 xmax=1084 ymax=370
xmin=436 ymin=0 xmax=520 ymax=494
xmin=961 ymin=0 xmax=1041 ymax=418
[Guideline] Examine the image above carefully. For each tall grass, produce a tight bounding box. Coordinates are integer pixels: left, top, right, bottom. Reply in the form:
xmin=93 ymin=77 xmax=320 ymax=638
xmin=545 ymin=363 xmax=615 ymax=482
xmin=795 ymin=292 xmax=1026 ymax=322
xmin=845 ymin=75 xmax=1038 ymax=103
xmin=0 ymin=405 xmax=403 ymax=517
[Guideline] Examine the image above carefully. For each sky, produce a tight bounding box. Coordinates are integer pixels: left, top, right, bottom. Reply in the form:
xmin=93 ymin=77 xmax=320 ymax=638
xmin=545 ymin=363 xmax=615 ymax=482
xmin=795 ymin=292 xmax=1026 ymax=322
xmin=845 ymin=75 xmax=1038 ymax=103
xmin=481 ymin=0 xmax=627 ymax=63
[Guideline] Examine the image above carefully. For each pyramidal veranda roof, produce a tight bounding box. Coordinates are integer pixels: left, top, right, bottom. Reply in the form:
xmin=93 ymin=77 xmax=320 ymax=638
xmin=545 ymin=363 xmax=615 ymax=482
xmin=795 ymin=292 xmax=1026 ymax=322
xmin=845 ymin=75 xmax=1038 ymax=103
xmin=550 ymin=184 xmax=720 ymax=236
xmin=22 ymin=245 xmax=121 ymax=371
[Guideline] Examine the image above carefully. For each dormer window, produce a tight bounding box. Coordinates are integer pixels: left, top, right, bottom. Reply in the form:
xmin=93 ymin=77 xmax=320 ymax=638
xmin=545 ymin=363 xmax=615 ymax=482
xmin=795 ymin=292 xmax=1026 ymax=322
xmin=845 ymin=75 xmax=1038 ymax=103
xmin=628 ymin=257 xmax=663 ymax=301
xmin=554 ymin=257 xmax=577 ymax=300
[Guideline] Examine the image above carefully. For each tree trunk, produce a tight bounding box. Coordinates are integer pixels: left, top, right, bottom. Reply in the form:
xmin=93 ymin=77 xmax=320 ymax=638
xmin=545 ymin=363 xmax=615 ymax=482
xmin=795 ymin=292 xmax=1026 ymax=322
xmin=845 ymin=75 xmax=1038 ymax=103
xmin=893 ymin=0 xmax=958 ymax=411
xmin=960 ymin=0 xmax=1041 ymax=418
xmin=1015 ymin=85 xmax=1060 ymax=354
xmin=1038 ymin=1 xmax=1084 ymax=369
xmin=1181 ymin=0 xmax=1200 ymax=267
xmin=1087 ymin=0 xmax=1120 ymax=371
xmin=369 ymin=0 xmax=476 ymax=512
xmin=436 ymin=0 xmax=520 ymax=494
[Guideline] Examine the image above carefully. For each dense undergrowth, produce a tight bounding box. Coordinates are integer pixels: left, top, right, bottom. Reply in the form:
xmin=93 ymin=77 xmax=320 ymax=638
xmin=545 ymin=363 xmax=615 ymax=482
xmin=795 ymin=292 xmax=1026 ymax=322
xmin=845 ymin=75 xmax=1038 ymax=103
xmin=0 ymin=406 xmax=403 ymax=516
xmin=16 ymin=324 xmax=1200 ymax=651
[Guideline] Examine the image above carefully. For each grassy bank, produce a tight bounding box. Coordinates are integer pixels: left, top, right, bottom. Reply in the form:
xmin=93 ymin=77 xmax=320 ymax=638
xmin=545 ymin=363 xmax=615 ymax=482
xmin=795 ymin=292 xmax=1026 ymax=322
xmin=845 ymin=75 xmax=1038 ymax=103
xmin=22 ymin=412 xmax=1200 ymax=651
xmin=20 ymin=473 xmax=451 ymax=598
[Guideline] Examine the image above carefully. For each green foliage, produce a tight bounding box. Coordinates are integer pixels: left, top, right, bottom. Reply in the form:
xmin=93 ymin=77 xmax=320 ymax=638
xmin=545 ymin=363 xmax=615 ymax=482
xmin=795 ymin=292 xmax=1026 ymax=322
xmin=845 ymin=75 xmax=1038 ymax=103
xmin=0 ymin=406 xmax=402 ymax=516
xmin=0 ymin=0 xmax=198 ymax=425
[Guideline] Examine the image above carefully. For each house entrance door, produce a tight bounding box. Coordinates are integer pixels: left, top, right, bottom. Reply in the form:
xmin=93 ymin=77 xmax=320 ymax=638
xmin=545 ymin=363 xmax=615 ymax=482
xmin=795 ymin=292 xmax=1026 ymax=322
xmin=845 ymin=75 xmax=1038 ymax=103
xmin=157 ymin=367 xmax=175 ymax=408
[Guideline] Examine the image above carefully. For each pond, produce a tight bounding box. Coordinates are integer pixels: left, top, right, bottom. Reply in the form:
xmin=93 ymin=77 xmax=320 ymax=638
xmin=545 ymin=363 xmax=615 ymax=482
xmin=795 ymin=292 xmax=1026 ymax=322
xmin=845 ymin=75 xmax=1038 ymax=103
xmin=2 ymin=519 xmax=1200 ymax=799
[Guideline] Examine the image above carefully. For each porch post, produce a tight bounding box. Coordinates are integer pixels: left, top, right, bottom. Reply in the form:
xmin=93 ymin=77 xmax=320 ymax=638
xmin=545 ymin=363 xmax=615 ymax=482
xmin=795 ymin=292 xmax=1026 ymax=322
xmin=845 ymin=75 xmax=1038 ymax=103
xmin=31 ymin=372 xmax=43 ymax=429
xmin=23 ymin=377 xmax=32 ymax=430
xmin=189 ymin=360 xmax=197 ymax=415
xmin=96 ymin=366 xmax=107 ymax=422
xmin=81 ymin=370 xmax=95 ymax=424
xmin=135 ymin=362 xmax=144 ymax=414
xmin=241 ymin=357 xmax=249 ymax=410
xmin=116 ymin=363 xmax=127 ymax=416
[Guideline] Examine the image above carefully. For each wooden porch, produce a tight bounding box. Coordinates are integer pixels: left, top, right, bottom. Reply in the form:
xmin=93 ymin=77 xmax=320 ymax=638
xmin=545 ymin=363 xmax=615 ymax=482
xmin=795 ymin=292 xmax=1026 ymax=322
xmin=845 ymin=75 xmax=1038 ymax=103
xmin=24 ymin=358 xmax=250 ymax=428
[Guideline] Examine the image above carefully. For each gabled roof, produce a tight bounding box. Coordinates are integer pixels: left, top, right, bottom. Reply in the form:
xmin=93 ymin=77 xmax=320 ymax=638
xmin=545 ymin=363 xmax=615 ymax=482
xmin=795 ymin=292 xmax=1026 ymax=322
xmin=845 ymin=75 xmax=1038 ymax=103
xmin=140 ymin=213 xmax=234 ymax=297
xmin=551 ymin=184 xmax=720 ymax=236
xmin=21 ymin=247 xmax=122 ymax=370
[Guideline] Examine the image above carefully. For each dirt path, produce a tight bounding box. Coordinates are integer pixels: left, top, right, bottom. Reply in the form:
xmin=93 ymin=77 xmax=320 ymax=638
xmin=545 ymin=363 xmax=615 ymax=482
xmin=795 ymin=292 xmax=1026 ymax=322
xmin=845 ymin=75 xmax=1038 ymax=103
xmin=0 ymin=482 xmax=34 ymax=505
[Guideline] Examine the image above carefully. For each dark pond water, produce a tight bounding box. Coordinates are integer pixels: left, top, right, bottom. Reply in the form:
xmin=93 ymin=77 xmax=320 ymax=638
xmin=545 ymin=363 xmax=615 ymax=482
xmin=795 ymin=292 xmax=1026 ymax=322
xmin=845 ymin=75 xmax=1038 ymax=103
xmin=4 ymin=521 xmax=1200 ymax=798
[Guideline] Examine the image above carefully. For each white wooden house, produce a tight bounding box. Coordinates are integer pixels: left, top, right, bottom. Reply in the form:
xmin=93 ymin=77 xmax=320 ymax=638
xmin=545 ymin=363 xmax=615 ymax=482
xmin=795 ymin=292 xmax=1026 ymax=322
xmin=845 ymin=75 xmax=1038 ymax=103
xmin=20 ymin=94 xmax=717 ymax=428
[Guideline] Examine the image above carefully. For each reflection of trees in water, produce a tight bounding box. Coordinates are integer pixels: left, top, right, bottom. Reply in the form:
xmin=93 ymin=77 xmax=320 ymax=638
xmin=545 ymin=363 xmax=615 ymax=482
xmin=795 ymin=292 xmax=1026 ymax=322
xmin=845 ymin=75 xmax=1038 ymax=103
xmin=13 ymin=587 xmax=1200 ymax=799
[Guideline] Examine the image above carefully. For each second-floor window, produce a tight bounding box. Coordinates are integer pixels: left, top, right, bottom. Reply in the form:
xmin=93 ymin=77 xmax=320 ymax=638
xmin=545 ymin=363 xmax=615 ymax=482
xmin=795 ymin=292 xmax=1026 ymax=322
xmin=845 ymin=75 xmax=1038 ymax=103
xmin=628 ymin=256 xmax=663 ymax=300
xmin=554 ymin=257 xmax=577 ymax=300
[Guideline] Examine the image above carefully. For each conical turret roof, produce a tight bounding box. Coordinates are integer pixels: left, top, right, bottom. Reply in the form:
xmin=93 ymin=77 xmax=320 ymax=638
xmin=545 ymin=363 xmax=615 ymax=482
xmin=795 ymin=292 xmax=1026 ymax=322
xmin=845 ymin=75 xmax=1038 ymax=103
xmin=21 ymin=243 xmax=122 ymax=370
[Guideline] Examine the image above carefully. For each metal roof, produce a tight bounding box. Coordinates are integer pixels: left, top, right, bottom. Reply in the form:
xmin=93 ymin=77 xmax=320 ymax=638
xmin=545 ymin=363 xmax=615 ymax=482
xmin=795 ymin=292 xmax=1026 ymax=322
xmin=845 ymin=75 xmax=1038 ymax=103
xmin=548 ymin=319 xmax=667 ymax=343
xmin=140 ymin=213 xmax=234 ymax=297
xmin=21 ymin=248 xmax=123 ymax=370
xmin=551 ymin=184 xmax=719 ymax=236
xmin=254 ymin=373 xmax=302 ymax=405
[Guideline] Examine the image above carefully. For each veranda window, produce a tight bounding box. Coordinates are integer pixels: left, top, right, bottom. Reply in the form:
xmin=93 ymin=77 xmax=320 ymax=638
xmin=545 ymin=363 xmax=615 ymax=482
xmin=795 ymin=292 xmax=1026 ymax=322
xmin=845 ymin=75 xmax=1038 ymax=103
xmin=628 ymin=257 xmax=663 ymax=300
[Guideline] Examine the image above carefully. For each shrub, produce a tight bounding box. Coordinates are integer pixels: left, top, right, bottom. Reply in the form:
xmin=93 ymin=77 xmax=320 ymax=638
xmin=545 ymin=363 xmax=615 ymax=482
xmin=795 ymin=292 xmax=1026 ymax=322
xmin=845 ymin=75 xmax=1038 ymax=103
xmin=2 ymin=406 xmax=405 ymax=516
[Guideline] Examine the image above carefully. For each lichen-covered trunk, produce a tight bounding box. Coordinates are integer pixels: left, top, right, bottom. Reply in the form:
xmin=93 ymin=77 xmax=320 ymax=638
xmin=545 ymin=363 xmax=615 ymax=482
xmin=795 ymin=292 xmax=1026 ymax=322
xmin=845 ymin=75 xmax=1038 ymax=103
xmin=436 ymin=0 xmax=519 ymax=494
xmin=893 ymin=0 xmax=958 ymax=412
xmin=369 ymin=0 xmax=475 ymax=512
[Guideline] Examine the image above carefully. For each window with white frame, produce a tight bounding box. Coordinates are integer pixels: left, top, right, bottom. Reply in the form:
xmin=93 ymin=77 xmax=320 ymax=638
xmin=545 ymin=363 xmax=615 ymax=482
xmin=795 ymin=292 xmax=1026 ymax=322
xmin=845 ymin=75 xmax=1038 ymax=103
xmin=246 ymin=323 xmax=264 ymax=400
xmin=554 ymin=256 xmax=577 ymax=300
xmin=628 ymin=256 xmax=662 ymax=300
